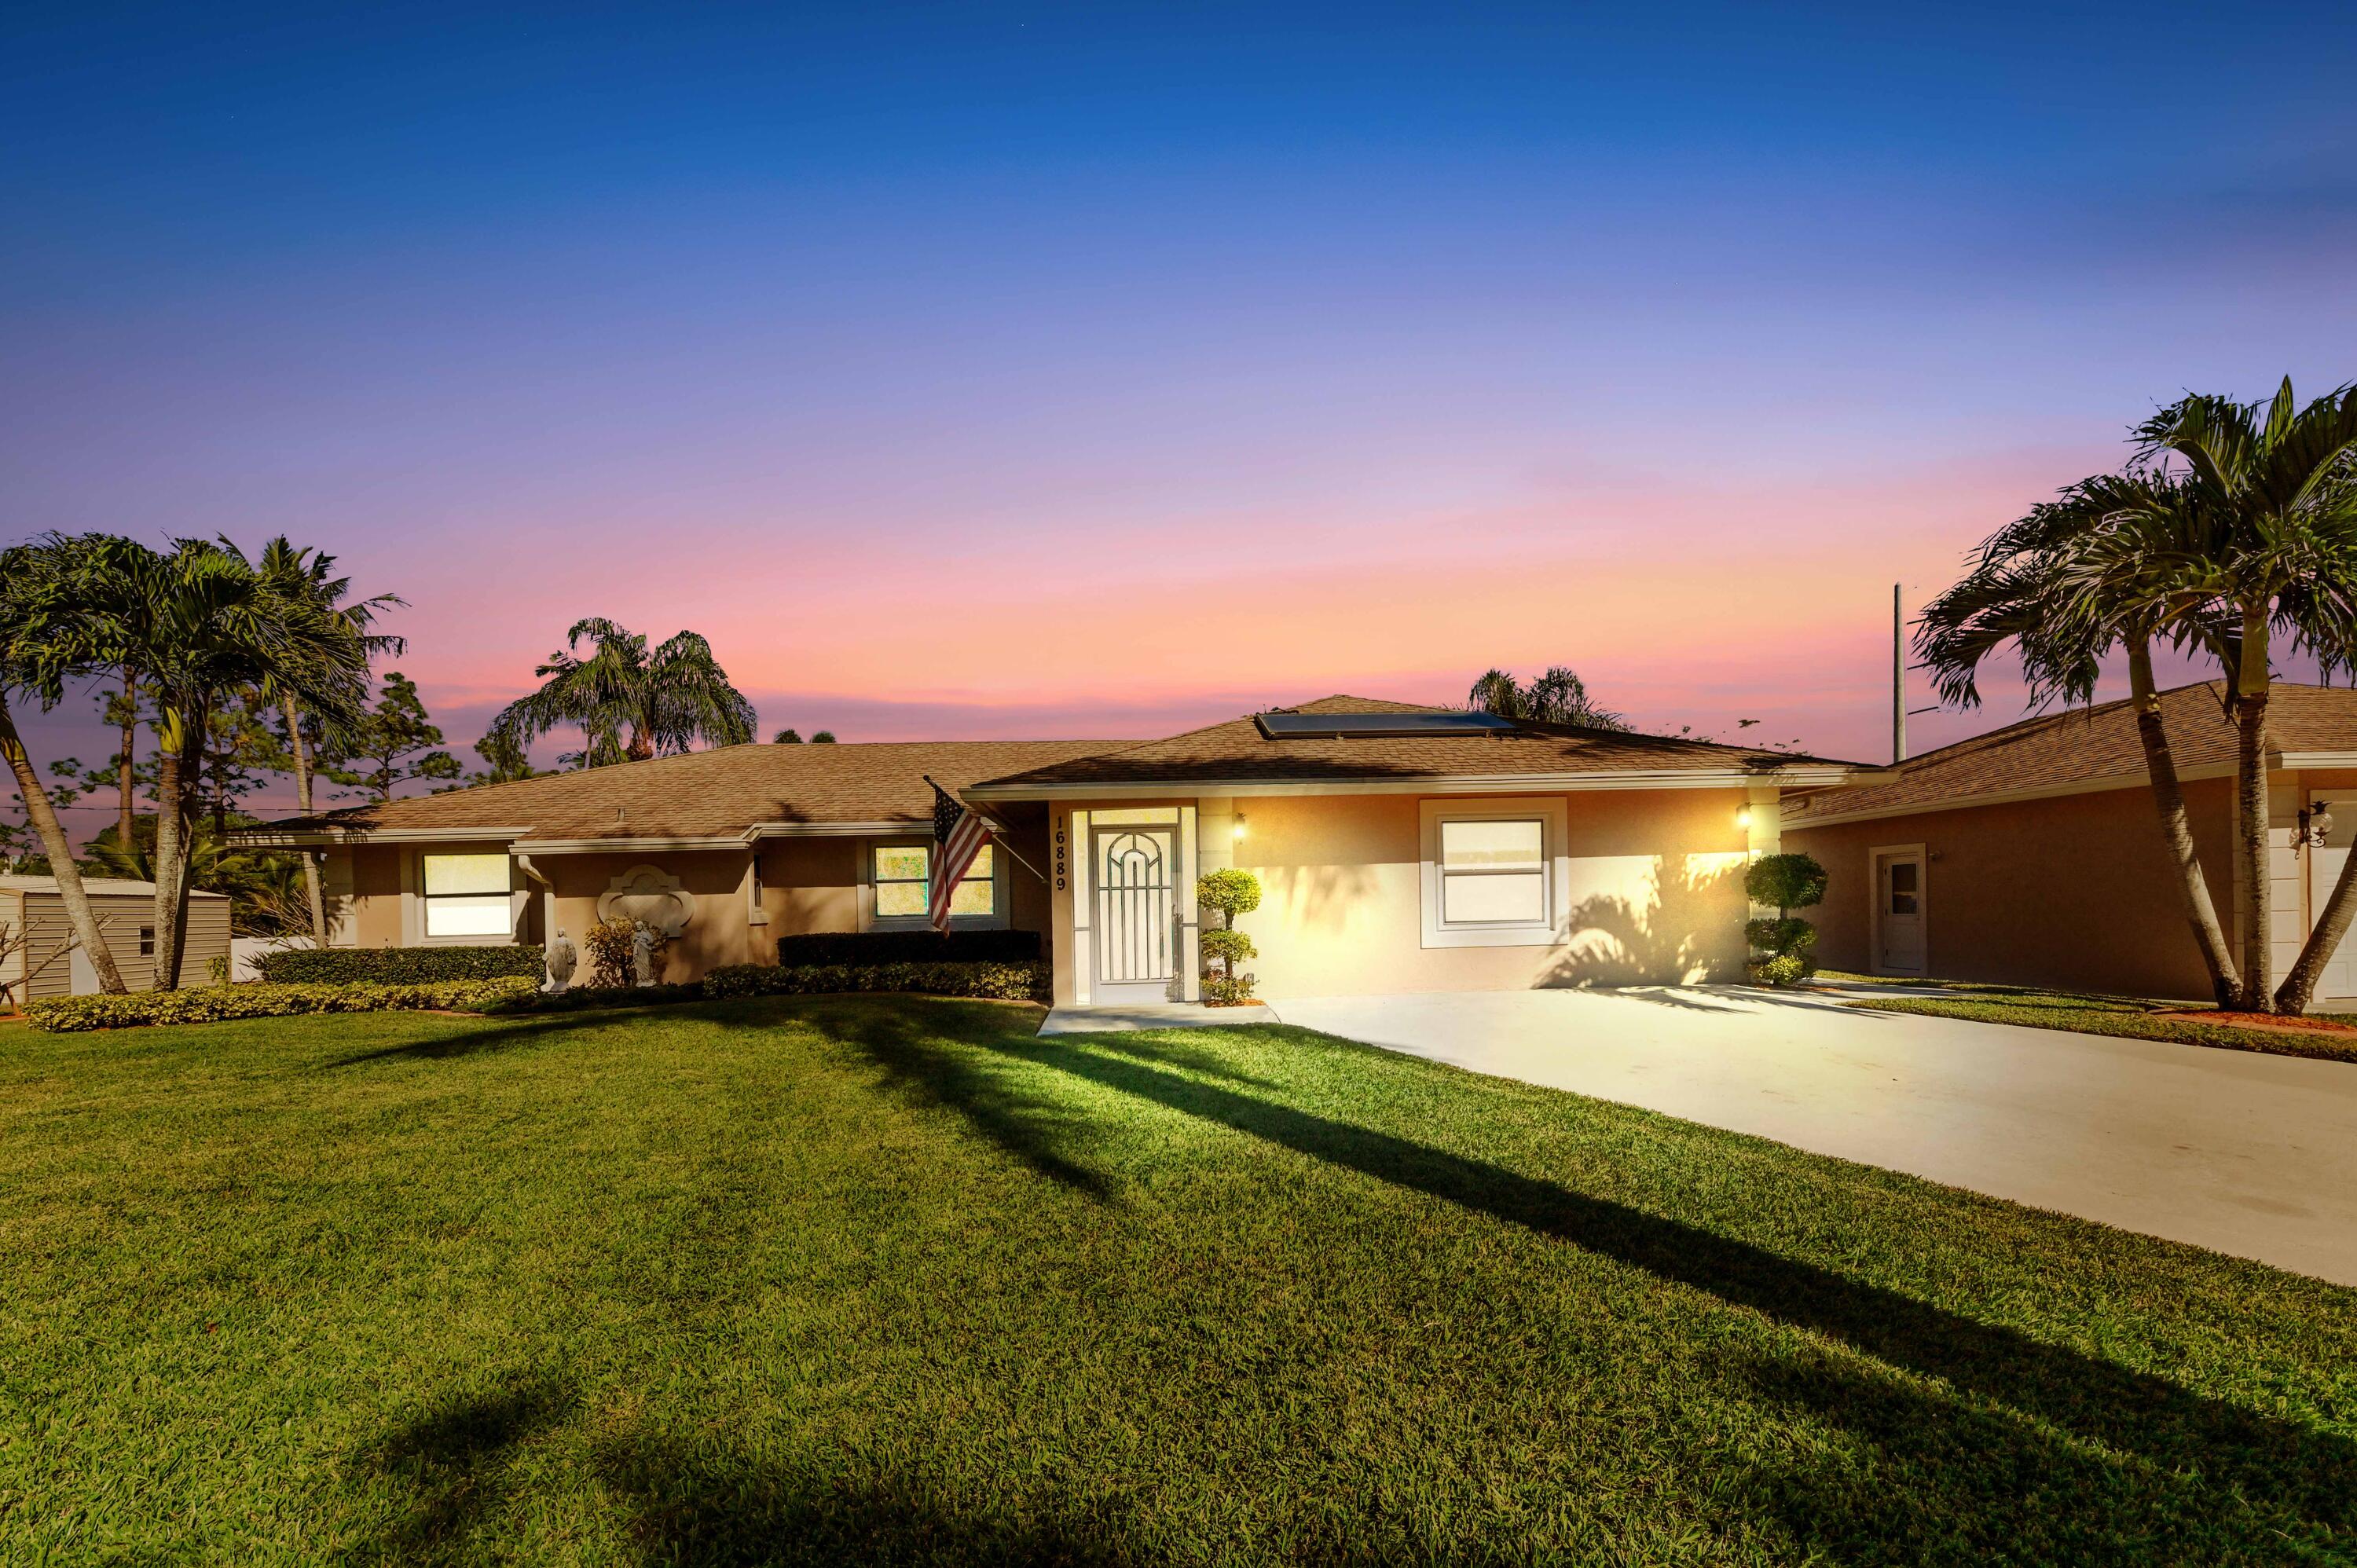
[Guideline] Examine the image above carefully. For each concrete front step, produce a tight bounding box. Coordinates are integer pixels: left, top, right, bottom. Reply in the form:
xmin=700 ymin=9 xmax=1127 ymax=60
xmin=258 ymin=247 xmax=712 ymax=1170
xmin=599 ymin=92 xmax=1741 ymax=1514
xmin=1038 ymin=1002 xmax=1278 ymax=1035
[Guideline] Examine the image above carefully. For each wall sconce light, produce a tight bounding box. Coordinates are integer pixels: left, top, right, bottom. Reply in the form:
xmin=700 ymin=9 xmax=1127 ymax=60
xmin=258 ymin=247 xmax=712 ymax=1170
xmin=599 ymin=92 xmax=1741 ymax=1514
xmin=1736 ymin=804 xmax=1753 ymax=830
xmin=1232 ymin=815 xmax=1248 ymax=842
xmin=2300 ymin=804 xmax=2336 ymax=848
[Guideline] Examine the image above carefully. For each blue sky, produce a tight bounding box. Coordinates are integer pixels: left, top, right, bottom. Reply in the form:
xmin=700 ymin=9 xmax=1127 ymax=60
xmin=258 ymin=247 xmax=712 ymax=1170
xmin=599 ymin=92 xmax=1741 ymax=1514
xmin=4 ymin=2 xmax=2354 ymax=820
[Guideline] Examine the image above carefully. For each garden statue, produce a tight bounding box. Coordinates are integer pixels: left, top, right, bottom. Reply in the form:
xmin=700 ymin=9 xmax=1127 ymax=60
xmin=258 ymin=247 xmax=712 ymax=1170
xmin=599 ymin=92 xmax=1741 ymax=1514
xmin=631 ymin=923 xmax=657 ymax=987
xmin=543 ymin=928 xmax=576 ymax=993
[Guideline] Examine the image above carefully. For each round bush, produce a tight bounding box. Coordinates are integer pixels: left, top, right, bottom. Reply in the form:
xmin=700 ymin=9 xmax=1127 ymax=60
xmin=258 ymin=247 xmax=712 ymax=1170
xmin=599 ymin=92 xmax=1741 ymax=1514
xmin=1744 ymin=853 xmax=1827 ymax=915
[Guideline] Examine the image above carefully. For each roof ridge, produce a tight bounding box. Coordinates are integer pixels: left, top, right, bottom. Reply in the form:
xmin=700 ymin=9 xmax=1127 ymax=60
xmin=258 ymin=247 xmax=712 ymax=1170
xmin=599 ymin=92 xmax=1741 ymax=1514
xmin=1890 ymin=679 xmax=2238 ymax=771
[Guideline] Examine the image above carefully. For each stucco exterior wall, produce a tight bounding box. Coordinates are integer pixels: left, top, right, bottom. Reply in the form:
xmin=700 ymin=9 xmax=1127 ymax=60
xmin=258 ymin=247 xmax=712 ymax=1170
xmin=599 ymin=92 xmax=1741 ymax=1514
xmin=1787 ymin=776 xmax=2238 ymax=999
xmin=757 ymin=838 xmax=859 ymax=937
xmin=317 ymin=817 xmax=1058 ymax=985
xmin=1048 ymin=787 xmax=1755 ymax=1003
xmin=534 ymin=852 xmax=760 ymax=982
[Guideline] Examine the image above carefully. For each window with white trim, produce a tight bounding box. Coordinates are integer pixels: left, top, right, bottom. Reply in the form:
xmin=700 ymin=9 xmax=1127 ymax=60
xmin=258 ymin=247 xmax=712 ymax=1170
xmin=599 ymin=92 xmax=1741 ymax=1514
xmin=1439 ymin=818 xmax=1548 ymax=925
xmin=421 ymin=853 xmax=513 ymax=939
xmin=871 ymin=842 xmax=997 ymax=921
xmin=1418 ymin=797 xmax=1566 ymax=948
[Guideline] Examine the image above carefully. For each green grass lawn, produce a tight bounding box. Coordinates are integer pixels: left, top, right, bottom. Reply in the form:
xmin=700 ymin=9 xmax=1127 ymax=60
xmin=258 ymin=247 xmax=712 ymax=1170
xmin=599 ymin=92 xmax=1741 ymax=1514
xmin=3 ymin=998 xmax=2353 ymax=1564
xmin=1816 ymin=971 xmax=2357 ymax=1065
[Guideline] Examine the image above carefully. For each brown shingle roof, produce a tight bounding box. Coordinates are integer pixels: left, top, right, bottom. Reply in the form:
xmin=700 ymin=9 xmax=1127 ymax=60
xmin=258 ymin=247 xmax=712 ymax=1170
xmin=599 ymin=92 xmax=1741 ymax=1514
xmin=1787 ymin=680 xmax=2357 ymax=824
xmin=970 ymin=694 xmax=1857 ymax=793
xmin=251 ymin=739 xmax=1122 ymax=844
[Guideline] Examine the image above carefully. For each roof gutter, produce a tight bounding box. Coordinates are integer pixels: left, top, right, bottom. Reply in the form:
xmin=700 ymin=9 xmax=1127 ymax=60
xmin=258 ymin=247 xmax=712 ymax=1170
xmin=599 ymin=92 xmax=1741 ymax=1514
xmin=965 ymin=765 xmax=1867 ymax=803
xmin=232 ymin=818 xmax=933 ymax=852
xmin=229 ymin=825 xmax=531 ymax=848
xmin=1782 ymin=760 xmax=2239 ymax=829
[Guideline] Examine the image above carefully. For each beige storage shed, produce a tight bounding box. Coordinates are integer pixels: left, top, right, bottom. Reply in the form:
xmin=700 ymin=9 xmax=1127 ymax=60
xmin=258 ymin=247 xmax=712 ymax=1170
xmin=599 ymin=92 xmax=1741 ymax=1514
xmin=0 ymin=877 xmax=233 ymax=1001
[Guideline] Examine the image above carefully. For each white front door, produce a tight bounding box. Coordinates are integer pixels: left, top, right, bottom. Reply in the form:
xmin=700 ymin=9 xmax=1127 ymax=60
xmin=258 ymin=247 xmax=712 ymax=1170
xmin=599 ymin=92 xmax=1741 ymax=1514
xmin=68 ymin=940 xmax=97 ymax=995
xmin=1872 ymin=848 xmax=1926 ymax=976
xmin=2308 ymin=795 xmax=2357 ymax=1000
xmin=1093 ymin=824 xmax=1178 ymax=1004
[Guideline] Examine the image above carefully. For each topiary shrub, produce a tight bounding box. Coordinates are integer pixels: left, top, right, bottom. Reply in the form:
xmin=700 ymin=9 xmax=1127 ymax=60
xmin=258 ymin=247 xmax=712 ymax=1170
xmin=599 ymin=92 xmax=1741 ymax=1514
xmin=1744 ymin=852 xmax=1827 ymax=986
xmin=251 ymin=945 xmax=544 ymax=984
xmin=1195 ymin=869 xmax=1261 ymax=1005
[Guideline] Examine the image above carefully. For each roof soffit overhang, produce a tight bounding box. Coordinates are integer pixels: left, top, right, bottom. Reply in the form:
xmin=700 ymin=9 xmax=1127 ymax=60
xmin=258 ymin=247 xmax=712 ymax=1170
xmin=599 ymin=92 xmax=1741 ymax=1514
xmin=966 ymin=765 xmax=1866 ymax=803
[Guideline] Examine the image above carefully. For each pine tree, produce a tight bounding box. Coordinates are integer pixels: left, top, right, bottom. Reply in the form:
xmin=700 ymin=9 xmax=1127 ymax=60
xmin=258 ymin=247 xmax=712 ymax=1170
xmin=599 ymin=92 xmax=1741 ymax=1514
xmin=323 ymin=672 xmax=460 ymax=803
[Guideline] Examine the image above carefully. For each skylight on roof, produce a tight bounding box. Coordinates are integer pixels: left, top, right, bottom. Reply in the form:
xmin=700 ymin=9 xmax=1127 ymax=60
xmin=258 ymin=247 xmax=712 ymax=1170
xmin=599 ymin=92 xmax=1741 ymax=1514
xmin=1255 ymin=712 xmax=1519 ymax=740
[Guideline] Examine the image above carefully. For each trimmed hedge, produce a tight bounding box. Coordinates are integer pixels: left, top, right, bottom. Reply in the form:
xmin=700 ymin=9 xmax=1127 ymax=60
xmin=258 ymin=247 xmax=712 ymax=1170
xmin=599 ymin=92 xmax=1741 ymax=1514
xmin=22 ymin=960 xmax=1049 ymax=1032
xmin=24 ymin=977 xmax=538 ymax=1033
xmin=768 ymin=930 xmax=1040 ymax=966
xmin=705 ymin=960 xmax=1050 ymax=1002
xmin=251 ymin=945 xmax=544 ymax=984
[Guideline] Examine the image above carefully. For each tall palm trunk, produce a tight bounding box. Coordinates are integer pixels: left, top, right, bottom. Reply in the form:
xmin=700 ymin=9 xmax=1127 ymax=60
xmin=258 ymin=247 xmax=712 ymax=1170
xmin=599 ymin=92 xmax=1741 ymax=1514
xmin=116 ymin=672 xmax=138 ymax=852
xmin=281 ymin=692 xmax=328 ymax=945
xmin=2230 ymin=605 xmax=2275 ymax=1012
xmin=2281 ymin=845 xmax=2357 ymax=1014
xmin=0 ymin=691 xmax=129 ymax=993
xmin=168 ymin=751 xmax=199 ymax=987
xmin=210 ymin=712 xmax=230 ymax=843
xmin=152 ymin=713 xmax=189 ymax=991
xmin=2126 ymin=638 xmax=2239 ymax=1007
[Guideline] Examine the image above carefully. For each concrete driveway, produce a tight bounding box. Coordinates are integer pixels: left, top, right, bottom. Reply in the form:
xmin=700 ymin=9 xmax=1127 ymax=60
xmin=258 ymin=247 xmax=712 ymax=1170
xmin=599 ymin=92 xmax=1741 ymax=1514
xmin=1266 ymin=987 xmax=2357 ymax=1287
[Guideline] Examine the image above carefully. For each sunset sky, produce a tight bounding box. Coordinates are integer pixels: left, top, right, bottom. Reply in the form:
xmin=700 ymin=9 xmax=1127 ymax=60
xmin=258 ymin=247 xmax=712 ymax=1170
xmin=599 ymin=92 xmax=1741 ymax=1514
xmin=6 ymin=2 xmax=2355 ymax=824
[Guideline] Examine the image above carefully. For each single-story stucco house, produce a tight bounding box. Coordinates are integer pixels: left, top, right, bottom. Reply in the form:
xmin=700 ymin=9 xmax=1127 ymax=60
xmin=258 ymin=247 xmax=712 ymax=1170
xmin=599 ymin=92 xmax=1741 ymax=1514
xmin=0 ymin=876 xmax=232 ymax=999
xmin=239 ymin=740 xmax=1120 ymax=982
xmin=1783 ymin=680 xmax=2357 ymax=1002
xmin=244 ymin=695 xmax=1864 ymax=1008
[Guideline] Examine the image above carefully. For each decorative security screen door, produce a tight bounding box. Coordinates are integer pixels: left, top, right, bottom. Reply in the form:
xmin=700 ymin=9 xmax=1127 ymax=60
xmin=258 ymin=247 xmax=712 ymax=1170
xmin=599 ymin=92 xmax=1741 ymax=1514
xmin=1094 ymin=824 xmax=1178 ymax=1003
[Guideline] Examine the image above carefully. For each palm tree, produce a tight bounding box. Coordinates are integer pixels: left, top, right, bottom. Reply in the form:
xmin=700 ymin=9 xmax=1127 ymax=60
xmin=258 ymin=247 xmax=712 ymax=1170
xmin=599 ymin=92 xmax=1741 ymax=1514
xmin=0 ymin=537 xmax=135 ymax=993
xmin=2135 ymin=380 xmax=2357 ymax=1012
xmin=1918 ymin=472 xmax=2243 ymax=1006
xmin=126 ymin=540 xmax=372 ymax=986
xmin=251 ymin=538 xmax=405 ymax=946
xmin=486 ymin=619 xmax=757 ymax=769
xmin=1466 ymin=666 xmax=1629 ymax=730
xmin=87 ymin=819 xmax=310 ymax=939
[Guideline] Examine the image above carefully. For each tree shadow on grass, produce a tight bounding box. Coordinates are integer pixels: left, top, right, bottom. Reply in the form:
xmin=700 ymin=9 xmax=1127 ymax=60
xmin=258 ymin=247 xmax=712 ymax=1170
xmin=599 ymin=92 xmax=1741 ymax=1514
xmin=594 ymin=1431 xmax=1146 ymax=1567
xmin=1060 ymin=1026 xmax=1284 ymax=1090
xmin=1717 ymin=1343 xmax=2320 ymax=1565
xmin=801 ymin=998 xmax=1119 ymax=1200
xmin=972 ymin=1035 xmax=2357 ymax=1551
xmin=322 ymin=1009 xmax=643 ymax=1068
xmin=359 ymin=1372 xmax=575 ymax=1564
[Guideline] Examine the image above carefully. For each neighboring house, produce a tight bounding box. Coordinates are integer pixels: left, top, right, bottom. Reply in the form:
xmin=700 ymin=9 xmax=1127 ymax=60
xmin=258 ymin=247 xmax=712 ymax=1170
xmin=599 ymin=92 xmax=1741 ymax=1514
xmin=1783 ymin=680 xmax=2357 ymax=1002
xmin=0 ymin=877 xmax=232 ymax=999
xmin=239 ymin=741 xmax=1121 ymax=982
xmin=239 ymin=698 xmax=1868 ymax=1002
xmin=966 ymin=697 xmax=1858 ymax=1006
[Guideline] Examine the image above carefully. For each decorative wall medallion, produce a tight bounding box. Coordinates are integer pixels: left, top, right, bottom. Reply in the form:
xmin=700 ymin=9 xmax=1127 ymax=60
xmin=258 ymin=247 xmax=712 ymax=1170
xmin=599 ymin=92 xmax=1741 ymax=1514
xmin=596 ymin=864 xmax=696 ymax=936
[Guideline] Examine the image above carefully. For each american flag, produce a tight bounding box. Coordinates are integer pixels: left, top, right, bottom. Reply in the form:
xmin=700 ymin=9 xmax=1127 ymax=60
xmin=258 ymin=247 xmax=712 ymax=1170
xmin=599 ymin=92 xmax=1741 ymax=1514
xmin=928 ymin=780 xmax=994 ymax=934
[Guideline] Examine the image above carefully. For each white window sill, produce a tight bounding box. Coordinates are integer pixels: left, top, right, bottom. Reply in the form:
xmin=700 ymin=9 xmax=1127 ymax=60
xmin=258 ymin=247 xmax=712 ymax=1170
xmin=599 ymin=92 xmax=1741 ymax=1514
xmin=1421 ymin=922 xmax=1560 ymax=950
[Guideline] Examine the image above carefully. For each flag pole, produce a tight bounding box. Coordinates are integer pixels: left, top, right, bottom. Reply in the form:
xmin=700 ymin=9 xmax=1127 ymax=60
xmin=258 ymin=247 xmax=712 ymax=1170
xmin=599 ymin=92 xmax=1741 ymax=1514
xmin=922 ymin=775 xmax=1048 ymax=883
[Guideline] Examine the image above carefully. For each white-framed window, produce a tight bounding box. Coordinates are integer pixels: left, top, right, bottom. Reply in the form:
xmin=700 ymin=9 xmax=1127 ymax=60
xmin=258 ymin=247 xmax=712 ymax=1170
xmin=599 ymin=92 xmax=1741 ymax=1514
xmin=1418 ymin=797 xmax=1567 ymax=948
xmin=868 ymin=841 xmax=999 ymax=925
xmin=421 ymin=853 xmax=514 ymax=940
xmin=1439 ymin=818 xmax=1548 ymax=924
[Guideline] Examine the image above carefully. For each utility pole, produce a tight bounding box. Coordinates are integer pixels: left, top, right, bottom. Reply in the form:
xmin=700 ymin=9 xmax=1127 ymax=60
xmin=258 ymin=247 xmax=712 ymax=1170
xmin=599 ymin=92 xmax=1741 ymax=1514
xmin=1893 ymin=582 xmax=1906 ymax=764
